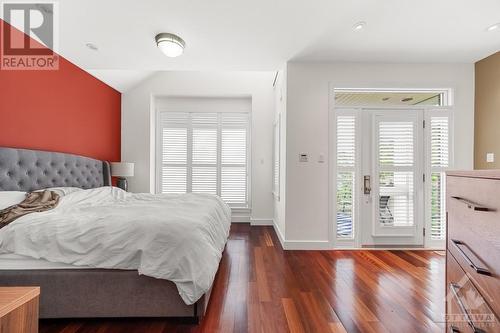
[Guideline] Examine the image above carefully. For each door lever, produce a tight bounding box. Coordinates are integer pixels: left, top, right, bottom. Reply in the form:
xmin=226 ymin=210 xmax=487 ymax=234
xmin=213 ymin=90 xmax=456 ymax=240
xmin=364 ymin=175 xmax=371 ymax=194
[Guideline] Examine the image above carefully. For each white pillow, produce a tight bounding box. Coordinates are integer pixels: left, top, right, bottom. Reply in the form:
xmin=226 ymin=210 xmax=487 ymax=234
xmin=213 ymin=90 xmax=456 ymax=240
xmin=0 ymin=191 xmax=27 ymax=210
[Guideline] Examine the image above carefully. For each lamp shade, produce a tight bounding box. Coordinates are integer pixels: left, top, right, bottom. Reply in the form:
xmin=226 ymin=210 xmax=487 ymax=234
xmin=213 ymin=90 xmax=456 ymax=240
xmin=110 ymin=162 xmax=134 ymax=177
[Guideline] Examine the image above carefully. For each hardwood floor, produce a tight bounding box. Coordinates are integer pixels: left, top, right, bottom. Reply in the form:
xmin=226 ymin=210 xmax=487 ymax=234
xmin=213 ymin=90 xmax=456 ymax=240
xmin=39 ymin=224 xmax=446 ymax=333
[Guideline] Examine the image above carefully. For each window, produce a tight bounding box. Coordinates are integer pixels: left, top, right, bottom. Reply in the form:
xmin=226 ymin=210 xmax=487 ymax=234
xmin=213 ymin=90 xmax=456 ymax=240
xmin=426 ymin=113 xmax=451 ymax=241
xmin=336 ymin=113 xmax=357 ymax=239
xmin=157 ymin=111 xmax=250 ymax=208
xmin=334 ymin=89 xmax=450 ymax=107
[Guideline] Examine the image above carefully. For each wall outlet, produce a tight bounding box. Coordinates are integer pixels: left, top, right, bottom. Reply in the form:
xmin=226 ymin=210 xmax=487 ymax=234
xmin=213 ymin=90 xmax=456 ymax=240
xmin=486 ymin=153 xmax=495 ymax=163
xmin=299 ymin=153 xmax=309 ymax=162
xmin=318 ymin=153 xmax=325 ymax=163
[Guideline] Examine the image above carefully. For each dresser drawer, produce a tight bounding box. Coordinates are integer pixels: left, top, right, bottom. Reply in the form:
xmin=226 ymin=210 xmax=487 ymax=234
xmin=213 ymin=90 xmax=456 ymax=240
xmin=447 ymin=175 xmax=500 ymax=316
xmin=446 ymin=251 xmax=499 ymax=332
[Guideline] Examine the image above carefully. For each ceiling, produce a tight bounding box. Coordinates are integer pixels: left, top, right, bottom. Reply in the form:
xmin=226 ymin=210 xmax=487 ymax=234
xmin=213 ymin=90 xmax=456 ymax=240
xmin=3 ymin=0 xmax=500 ymax=92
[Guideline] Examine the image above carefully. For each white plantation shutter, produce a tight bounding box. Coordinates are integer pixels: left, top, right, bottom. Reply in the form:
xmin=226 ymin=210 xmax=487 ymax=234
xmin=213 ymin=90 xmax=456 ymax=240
xmin=377 ymin=120 xmax=416 ymax=227
xmin=379 ymin=122 xmax=414 ymax=167
xmin=160 ymin=113 xmax=188 ymax=194
xmin=336 ymin=114 xmax=357 ymax=239
xmin=428 ymin=116 xmax=450 ymax=240
xmin=337 ymin=117 xmax=356 ymax=168
xmin=158 ymin=111 xmax=249 ymax=208
xmin=192 ymin=113 xmax=218 ymax=195
xmin=221 ymin=113 xmax=249 ymax=206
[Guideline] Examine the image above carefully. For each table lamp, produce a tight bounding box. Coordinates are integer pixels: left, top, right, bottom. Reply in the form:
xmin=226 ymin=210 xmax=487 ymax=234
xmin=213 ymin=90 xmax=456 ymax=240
xmin=110 ymin=162 xmax=134 ymax=191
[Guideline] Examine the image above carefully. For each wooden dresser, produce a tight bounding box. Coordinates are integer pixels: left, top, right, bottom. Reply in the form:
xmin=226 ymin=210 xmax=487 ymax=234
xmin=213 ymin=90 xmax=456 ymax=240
xmin=0 ymin=287 xmax=40 ymax=333
xmin=447 ymin=171 xmax=500 ymax=333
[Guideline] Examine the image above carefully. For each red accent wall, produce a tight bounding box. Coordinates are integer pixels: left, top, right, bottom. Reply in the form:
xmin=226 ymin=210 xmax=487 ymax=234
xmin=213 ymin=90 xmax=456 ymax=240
xmin=0 ymin=19 xmax=121 ymax=162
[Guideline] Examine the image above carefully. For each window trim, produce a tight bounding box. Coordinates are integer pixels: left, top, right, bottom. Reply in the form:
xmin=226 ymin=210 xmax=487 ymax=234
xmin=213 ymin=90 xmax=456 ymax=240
xmin=155 ymin=108 xmax=252 ymax=210
xmin=272 ymin=113 xmax=281 ymax=201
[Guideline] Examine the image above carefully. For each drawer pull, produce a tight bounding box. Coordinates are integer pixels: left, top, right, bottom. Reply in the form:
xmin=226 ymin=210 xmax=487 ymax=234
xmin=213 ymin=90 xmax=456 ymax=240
xmin=451 ymin=196 xmax=494 ymax=212
xmin=451 ymin=240 xmax=491 ymax=276
xmin=449 ymin=326 xmax=460 ymax=333
xmin=449 ymin=283 xmax=486 ymax=333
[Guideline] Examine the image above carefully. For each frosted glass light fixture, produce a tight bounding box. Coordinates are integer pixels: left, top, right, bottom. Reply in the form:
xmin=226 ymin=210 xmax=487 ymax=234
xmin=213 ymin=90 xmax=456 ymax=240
xmin=155 ymin=33 xmax=185 ymax=57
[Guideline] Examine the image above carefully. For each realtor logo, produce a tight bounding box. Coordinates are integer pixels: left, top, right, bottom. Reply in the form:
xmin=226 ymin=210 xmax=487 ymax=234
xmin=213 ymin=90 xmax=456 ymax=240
xmin=1 ymin=1 xmax=59 ymax=70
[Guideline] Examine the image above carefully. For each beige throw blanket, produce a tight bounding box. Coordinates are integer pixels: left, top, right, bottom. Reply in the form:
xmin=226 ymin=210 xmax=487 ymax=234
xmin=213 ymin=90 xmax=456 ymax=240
xmin=0 ymin=191 xmax=60 ymax=227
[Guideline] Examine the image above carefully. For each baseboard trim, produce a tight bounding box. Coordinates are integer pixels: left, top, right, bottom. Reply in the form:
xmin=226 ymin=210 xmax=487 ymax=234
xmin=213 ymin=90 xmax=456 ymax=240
xmin=281 ymin=240 xmax=331 ymax=250
xmin=269 ymin=220 xmax=442 ymax=250
xmin=250 ymin=218 xmax=273 ymax=226
xmin=270 ymin=219 xmax=331 ymax=250
xmin=272 ymin=219 xmax=286 ymax=250
xmin=231 ymin=215 xmax=251 ymax=223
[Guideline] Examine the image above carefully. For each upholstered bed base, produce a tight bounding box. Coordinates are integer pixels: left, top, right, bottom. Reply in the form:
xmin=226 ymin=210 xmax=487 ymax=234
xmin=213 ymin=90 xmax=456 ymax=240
xmin=0 ymin=147 xmax=214 ymax=320
xmin=0 ymin=269 xmax=210 ymax=320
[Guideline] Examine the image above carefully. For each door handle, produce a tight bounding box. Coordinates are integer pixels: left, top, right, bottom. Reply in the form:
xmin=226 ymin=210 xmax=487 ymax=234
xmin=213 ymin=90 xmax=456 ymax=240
xmin=364 ymin=175 xmax=371 ymax=194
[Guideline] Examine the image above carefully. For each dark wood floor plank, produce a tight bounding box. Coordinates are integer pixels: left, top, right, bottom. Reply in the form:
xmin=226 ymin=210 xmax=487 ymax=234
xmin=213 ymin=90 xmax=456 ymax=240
xmin=40 ymin=225 xmax=445 ymax=333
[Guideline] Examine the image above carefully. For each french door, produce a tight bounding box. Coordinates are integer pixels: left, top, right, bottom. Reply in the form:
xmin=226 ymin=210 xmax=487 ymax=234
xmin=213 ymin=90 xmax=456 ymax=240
xmin=334 ymin=108 xmax=452 ymax=248
xmin=368 ymin=110 xmax=423 ymax=244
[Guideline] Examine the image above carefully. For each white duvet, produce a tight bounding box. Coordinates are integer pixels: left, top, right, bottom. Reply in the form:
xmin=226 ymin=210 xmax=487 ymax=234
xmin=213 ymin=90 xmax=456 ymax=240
xmin=0 ymin=187 xmax=231 ymax=305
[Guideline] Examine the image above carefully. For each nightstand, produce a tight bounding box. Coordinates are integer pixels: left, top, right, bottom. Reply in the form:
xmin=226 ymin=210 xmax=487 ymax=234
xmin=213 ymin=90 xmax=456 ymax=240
xmin=0 ymin=287 xmax=40 ymax=333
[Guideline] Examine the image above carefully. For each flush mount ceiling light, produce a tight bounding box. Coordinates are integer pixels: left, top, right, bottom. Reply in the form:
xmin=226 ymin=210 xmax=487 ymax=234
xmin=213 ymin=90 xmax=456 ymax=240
xmin=85 ymin=42 xmax=98 ymax=51
xmin=155 ymin=33 xmax=185 ymax=57
xmin=486 ymin=23 xmax=500 ymax=32
xmin=353 ymin=21 xmax=366 ymax=31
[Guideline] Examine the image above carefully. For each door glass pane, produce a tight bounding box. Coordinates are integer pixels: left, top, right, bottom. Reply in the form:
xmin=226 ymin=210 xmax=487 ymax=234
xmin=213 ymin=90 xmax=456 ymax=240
xmin=337 ymin=171 xmax=354 ymax=238
xmin=378 ymin=119 xmax=415 ymax=228
xmin=379 ymin=122 xmax=414 ymax=167
xmin=379 ymin=171 xmax=414 ymax=226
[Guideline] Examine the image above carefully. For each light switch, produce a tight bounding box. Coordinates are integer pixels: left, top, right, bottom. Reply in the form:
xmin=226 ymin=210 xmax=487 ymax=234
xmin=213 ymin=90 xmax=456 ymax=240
xmin=487 ymin=153 xmax=495 ymax=163
xmin=318 ymin=153 xmax=325 ymax=163
xmin=299 ymin=153 xmax=309 ymax=162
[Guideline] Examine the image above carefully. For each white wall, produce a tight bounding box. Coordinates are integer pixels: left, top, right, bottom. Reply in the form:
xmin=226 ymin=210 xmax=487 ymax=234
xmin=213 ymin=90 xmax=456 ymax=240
xmin=273 ymin=68 xmax=287 ymax=241
xmin=284 ymin=62 xmax=474 ymax=246
xmin=122 ymin=71 xmax=275 ymax=221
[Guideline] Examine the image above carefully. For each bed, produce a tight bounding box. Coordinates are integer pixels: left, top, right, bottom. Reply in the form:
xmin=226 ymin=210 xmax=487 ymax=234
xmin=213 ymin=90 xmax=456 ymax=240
xmin=0 ymin=147 xmax=229 ymax=320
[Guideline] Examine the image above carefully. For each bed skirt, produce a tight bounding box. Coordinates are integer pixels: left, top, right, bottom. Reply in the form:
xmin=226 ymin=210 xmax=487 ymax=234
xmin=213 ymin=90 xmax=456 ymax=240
xmin=0 ymin=269 xmax=211 ymax=320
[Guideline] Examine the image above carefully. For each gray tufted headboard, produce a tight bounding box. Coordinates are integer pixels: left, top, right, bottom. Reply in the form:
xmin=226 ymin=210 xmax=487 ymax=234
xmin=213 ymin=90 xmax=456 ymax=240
xmin=0 ymin=147 xmax=111 ymax=191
